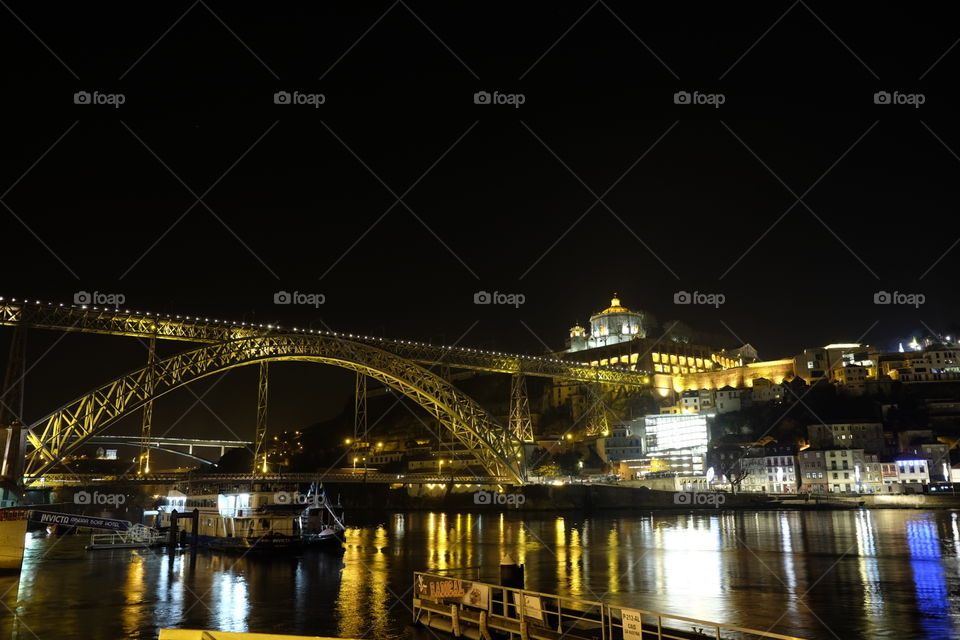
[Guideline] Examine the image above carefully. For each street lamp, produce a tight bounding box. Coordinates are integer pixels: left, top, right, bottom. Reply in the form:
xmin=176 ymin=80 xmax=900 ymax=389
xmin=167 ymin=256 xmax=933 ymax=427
xmin=353 ymin=456 xmax=359 ymax=470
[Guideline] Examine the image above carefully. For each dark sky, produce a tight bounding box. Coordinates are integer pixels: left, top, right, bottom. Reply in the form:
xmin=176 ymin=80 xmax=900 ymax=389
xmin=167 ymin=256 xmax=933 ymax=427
xmin=3 ymin=2 xmax=960 ymax=444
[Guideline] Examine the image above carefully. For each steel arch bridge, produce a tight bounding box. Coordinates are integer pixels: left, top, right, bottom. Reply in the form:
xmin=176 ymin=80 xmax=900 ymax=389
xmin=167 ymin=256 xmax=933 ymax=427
xmin=1 ymin=298 xmax=658 ymax=487
xmin=22 ymin=334 xmax=527 ymax=483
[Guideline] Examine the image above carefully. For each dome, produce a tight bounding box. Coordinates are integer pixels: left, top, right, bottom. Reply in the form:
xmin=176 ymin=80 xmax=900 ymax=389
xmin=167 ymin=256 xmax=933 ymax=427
xmin=599 ymin=294 xmax=629 ymax=315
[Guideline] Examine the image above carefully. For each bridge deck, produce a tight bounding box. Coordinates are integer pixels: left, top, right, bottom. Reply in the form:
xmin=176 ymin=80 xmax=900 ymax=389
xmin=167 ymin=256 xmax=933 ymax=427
xmin=25 ymin=472 xmax=513 ymax=487
xmin=0 ymin=299 xmax=652 ymax=385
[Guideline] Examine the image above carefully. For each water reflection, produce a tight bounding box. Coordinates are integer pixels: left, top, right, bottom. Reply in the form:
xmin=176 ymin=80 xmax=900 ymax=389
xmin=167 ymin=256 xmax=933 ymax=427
xmin=1 ymin=510 xmax=958 ymax=639
xmin=907 ymin=515 xmax=951 ymax=639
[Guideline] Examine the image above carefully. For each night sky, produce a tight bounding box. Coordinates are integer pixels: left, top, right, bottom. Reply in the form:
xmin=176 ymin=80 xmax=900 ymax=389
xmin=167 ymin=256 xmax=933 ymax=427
xmin=3 ymin=3 xmax=960 ymax=443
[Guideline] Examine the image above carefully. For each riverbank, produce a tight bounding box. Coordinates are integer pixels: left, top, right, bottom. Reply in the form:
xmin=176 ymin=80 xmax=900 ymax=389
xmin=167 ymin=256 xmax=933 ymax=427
xmin=23 ymin=482 xmax=960 ymax=521
xmin=323 ymin=483 xmax=960 ymax=512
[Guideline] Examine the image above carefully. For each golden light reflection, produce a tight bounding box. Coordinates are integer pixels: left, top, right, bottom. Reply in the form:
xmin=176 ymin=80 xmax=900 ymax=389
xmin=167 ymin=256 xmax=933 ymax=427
xmin=515 ymin=521 xmax=527 ymax=567
xmin=554 ymin=517 xmax=567 ymax=586
xmin=367 ymin=526 xmax=390 ymax=639
xmin=338 ymin=528 xmax=366 ymax=639
xmin=608 ymin=527 xmax=619 ymax=594
xmin=435 ymin=514 xmax=449 ymax=571
xmin=122 ymin=554 xmax=145 ymax=638
xmin=569 ymin=527 xmax=583 ymax=593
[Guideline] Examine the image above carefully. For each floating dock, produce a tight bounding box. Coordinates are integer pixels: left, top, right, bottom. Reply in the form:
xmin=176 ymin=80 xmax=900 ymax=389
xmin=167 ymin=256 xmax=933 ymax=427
xmin=412 ymin=570 xmax=807 ymax=640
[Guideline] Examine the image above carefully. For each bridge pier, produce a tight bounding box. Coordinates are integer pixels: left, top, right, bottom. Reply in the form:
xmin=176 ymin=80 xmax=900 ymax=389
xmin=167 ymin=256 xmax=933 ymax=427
xmin=253 ymin=361 xmax=269 ymax=475
xmin=138 ymin=336 xmax=157 ymax=475
xmin=508 ymin=374 xmax=534 ymax=443
xmin=354 ymin=371 xmax=367 ymax=443
xmin=584 ymin=383 xmax=611 ymax=437
xmin=1 ymin=325 xmax=26 ymax=499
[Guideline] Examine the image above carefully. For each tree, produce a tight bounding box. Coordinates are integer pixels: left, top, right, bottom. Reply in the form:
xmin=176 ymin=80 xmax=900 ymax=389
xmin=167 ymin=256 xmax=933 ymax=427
xmin=554 ymin=451 xmax=583 ymax=476
xmin=726 ymin=466 xmax=750 ymax=494
xmin=534 ymin=462 xmax=561 ymax=478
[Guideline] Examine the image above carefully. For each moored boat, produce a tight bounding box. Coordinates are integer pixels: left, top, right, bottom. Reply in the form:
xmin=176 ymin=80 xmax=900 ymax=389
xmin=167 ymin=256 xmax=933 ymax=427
xmin=0 ymin=507 xmax=28 ymax=571
xmin=155 ymin=483 xmax=346 ymax=553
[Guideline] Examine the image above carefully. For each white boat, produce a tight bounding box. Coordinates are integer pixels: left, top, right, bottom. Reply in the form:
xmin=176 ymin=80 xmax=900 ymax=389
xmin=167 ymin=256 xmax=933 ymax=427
xmin=155 ymin=484 xmax=345 ymax=553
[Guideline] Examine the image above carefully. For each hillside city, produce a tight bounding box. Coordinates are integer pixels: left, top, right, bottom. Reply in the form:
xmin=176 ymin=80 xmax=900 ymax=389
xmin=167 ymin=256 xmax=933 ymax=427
xmin=213 ymin=295 xmax=957 ymax=497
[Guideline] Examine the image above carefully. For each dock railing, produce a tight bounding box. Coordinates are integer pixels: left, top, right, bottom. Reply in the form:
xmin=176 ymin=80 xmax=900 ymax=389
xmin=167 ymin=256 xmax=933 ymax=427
xmin=413 ymin=571 xmax=807 ymax=640
xmin=87 ymin=523 xmax=164 ymax=549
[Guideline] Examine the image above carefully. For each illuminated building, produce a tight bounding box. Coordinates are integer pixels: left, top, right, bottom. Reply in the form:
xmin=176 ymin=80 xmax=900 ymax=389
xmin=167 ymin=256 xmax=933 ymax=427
xmin=893 ymin=456 xmax=931 ymax=488
xmin=893 ymin=348 xmax=960 ymax=382
xmin=749 ymin=377 xmax=785 ymax=403
xmin=632 ymin=413 xmax=711 ymax=477
xmin=566 ymin=295 xmax=647 ymax=352
xmin=738 ymin=445 xmax=800 ymax=494
xmin=832 ymin=364 xmax=870 ymax=394
xmin=561 ymin=296 xmax=717 ymax=377
xmin=807 ymin=422 xmax=884 ymax=453
xmin=679 ymin=389 xmax=714 ymax=413
xmin=799 ymin=448 xmax=882 ymax=493
xmin=897 ymin=430 xmax=951 ymax=481
xmin=595 ymin=425 xmax=644 ymax=464
xmin=795 ymin=343 xmax=874 ymax=384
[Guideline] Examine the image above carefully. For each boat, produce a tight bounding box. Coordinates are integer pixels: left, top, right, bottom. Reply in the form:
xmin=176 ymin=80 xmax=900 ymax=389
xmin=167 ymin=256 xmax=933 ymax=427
xmin=154 ymin=483 xmax=346 ymax=553
xmin=0 ymin=507 xmax=29 ymax=571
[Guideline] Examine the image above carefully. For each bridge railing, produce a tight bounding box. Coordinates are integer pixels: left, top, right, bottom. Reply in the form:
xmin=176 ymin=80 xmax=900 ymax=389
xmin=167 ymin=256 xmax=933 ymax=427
xmin=413 ymin=571 xmax=807 ymax=640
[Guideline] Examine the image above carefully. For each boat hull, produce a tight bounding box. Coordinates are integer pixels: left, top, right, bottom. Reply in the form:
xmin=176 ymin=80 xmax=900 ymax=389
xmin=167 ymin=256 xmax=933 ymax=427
xmin=193 ymin=533 xmax=344 ymax=554
xmin=0 ymin=515 xmax=28 ymax=572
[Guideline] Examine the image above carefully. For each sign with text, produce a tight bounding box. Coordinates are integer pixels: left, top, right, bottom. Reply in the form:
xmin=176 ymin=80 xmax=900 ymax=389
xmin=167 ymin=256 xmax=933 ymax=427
xmin=512 ymin=593 xmax=544 ymax=621
xmin=28 ymin=511 xmax=130 ymax=532
xmin=621 ymin=607 xmax=643 ymax=640
xmin=416 ymin=575 xmax=465 ymax=601
xmin=415 ymin=575 xmax=490 ymax=610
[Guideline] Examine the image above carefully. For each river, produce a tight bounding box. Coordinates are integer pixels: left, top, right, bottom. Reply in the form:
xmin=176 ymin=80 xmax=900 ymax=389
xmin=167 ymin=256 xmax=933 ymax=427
xmin=1 ymin=509 xmax=959 ymax=639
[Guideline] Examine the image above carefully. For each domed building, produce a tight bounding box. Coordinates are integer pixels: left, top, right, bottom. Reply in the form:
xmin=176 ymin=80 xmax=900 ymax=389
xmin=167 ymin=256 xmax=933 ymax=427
xmin=567 ymin=295 xmax=647 ymax=352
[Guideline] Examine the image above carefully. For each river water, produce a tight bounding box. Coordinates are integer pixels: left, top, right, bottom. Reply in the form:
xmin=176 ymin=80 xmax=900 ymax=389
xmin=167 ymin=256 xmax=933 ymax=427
xmin=2 ymin=509 xmax=959 ymax=640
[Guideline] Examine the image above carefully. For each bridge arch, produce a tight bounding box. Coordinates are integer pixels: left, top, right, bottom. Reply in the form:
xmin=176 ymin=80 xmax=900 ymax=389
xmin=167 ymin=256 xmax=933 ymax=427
xmin=23 ymin=335 xmax=525 ymax=482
